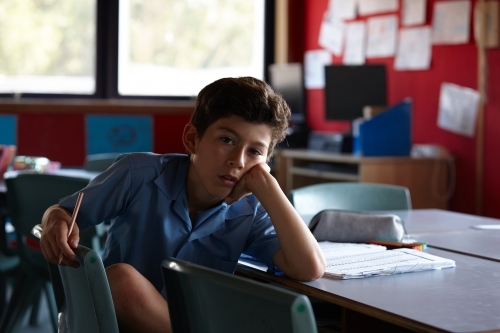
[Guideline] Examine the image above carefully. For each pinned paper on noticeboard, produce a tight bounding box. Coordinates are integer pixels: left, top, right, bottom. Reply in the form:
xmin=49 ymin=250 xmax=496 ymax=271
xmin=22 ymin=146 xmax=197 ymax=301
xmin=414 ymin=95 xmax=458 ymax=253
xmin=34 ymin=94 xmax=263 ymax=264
xmin=328 ymin=0 xmax=356 ymax=20
xmin=437 ymin=83 xmax=480 ymax=137
xmin=432 ymin=0 xmax=471 ymax=45
xmin=357 ymin=0 xmax=398 ymax=16
xmin=318 ymin=12 xmax=345 ymax=56
xmin=343 ymin=22 xmax=366 ymax=65
xmin=304 ymin=50 xmax=332 ymax=89
xmin=395 ymin=27 xmax=432 ymax=70
xmin=402 ymin=0 xmax=427 ymax=26
xmin=366 ymin=15 xmax=398 ymax=58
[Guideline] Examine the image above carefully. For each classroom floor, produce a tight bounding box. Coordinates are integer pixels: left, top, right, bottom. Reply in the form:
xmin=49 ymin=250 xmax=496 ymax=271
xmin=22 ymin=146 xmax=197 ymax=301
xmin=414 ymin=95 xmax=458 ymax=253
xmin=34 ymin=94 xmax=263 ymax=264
xmin=5 ymin=284 xmax=54 ymax=333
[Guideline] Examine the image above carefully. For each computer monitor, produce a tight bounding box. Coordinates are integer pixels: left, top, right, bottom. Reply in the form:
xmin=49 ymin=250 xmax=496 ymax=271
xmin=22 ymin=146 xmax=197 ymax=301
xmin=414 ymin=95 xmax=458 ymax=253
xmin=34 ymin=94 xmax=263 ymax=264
xmin=324 ymin=64 xmax=387 ymax=121
xmin=268 ymin=63 xmax=306 ymax=124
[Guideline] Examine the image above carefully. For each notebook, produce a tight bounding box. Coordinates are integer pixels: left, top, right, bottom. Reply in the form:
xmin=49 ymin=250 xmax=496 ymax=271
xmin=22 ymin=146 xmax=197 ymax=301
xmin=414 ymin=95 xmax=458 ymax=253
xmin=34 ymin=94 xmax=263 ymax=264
xmin=319 ymin=242 xmax=456 ymax=279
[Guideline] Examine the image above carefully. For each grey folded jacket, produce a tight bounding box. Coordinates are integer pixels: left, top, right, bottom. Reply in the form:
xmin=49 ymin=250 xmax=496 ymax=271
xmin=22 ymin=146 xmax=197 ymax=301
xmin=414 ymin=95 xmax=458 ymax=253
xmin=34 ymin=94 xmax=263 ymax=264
xmin=308 ymin=210 xmax=405 ymax=243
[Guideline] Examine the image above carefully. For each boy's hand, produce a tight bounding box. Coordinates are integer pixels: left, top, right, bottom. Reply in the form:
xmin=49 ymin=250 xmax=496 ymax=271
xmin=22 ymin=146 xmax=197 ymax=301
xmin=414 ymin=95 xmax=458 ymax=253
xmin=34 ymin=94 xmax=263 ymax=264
xmin=225 ymin=162 xmax=271 ymax=205
xmin=40 ymin=205 xmax=80 ymax=268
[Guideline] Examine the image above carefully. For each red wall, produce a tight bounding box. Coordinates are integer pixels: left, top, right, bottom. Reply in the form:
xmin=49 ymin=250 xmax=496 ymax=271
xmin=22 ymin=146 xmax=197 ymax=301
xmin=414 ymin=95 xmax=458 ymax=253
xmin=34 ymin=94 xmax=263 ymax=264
xmin=304 ymin=0 xmax=500 ymax=217
xmin=15 ymin=113 xmax=190 ymax=167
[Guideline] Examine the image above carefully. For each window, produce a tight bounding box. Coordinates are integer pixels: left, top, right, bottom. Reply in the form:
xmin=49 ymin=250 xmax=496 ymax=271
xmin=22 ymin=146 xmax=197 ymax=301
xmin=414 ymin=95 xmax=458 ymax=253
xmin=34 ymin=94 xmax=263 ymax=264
xmin=0 ymin=0 xmax=273 ymax=99
xmin=0 ymin=0 xmax=97 ymax=95
xmin=119 ymin=0 xmax=266 ymax=97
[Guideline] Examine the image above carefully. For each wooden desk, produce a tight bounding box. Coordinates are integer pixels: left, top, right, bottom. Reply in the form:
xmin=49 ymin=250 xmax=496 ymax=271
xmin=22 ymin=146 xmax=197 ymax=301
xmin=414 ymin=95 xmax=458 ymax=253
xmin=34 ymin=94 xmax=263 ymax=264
xmin=237 ymin=210 xmax=500 ymax=332
xmin=380 ymin=209 xmax=500 ymax=262
xmin=300 ymin=208 xmax=500 ymax=233
xmin=414 ymin=230 xmax=500 ymax=262
xmin=3 ymin=168 xmax=98 ymax=181
xmin=377 ymin=209 xmax=500 ymax=234
xmin=273 ymin=149 xmax=451 ymax=209
xmin=238 ymin=248 xmax=500 ymax=333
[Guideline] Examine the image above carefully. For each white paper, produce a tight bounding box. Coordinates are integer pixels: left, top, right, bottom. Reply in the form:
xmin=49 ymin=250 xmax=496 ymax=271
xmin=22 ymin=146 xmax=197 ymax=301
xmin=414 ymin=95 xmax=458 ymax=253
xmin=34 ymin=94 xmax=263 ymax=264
xmin=343 ymin=22 xmax=366 ymax=65
xmin=304 ymin=50 xmax=332 ymax=89
xmin=471 ymin=225 xmax=500 ymax=230
xmin=357 ymin=0 xmax=398 ymax=16
xmin=366 ymin=15 xmax=398 ymax=58
xmin=319 ymin=242 xmax=387 ymax=260
xmin=437 ymin=83 xmax=480 ymax=137
xmin=432 ymin=0 xmax=471 ymax=44
xmin=328 ymin=0 xmax=356 ymax=20
xmin=395 ymin=27 xmax=432 ymax=70
xmin=402 ymin=0 xmax=427 ymax=26
xmin=319 ymin=12 xmax=345 ymax=56
xmin=324 ymin=248 xmax=456 ymax=279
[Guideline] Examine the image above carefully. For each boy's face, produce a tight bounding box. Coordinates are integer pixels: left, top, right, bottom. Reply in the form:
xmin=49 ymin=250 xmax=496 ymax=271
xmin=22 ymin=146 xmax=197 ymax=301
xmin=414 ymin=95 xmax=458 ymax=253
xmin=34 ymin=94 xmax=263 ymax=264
xmin=184 ymin=115 xmax=272 ymax=207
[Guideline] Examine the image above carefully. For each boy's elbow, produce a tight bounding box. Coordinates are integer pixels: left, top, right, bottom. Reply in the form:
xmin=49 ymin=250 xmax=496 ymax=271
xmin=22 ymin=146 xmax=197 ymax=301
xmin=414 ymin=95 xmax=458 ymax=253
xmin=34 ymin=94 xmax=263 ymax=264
xmin=275 ymin=250 xmax=325 ymax=281
xmin=306 ymin=260 xmax=326 ymax=281
xmin=295 ymin=259 xmax=326 ymax=282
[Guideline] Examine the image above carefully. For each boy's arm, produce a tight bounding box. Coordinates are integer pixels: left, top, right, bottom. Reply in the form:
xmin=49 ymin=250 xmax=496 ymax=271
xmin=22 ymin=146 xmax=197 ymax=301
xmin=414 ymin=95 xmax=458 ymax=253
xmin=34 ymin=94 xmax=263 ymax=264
xmin=242 ymin=163 xmax=326 ymax=281
xmin=40 ymin=154 xmax=133 ymax=267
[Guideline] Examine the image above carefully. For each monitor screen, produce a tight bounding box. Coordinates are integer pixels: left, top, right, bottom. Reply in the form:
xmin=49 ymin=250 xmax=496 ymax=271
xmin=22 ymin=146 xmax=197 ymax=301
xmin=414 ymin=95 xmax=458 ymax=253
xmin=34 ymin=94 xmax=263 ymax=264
xmin=268 ymin=63 xmax=305 ymax=124
xmin=325 ymin=65 xmax=387 ymax=121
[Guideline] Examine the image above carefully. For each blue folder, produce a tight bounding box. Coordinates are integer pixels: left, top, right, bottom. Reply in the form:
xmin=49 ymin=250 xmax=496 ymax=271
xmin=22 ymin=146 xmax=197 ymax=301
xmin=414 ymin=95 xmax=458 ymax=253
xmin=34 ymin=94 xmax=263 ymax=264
xmin=353 ymin=100 xmax=412 ymax=157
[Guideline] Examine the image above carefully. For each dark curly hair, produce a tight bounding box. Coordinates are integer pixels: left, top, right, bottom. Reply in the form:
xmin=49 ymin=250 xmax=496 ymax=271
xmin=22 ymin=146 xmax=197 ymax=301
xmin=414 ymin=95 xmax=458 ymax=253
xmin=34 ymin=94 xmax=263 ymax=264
xmin=190 ymin=77 xmax=291 ymax=158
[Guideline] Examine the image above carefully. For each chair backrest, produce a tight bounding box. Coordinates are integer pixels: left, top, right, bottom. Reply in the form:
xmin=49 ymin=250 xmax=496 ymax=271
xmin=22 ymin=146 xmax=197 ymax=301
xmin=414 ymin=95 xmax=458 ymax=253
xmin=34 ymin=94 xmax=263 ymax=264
xmin=162 ymin=258 xmax=317 ymax=333
xmin=4 ymin=171 xmax=91 ymax=236
xmin=56 ymin=245 xmax=118 ymax=333
xmin=4 ymin=171 xmax=93 ymax=269
xmin=83 ymin=153 xmax=121 ymax=172
xmin=289 ymin=182 xmax=412 ymax=216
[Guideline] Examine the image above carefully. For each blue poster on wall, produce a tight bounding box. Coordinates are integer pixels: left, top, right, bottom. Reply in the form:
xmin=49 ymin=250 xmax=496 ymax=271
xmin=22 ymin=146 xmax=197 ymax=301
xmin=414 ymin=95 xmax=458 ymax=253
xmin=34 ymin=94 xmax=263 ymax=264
xmin=0 ymin=115 xmax=16 ymax=145
xmin=86 ymin=115 xmax=153 ymax=155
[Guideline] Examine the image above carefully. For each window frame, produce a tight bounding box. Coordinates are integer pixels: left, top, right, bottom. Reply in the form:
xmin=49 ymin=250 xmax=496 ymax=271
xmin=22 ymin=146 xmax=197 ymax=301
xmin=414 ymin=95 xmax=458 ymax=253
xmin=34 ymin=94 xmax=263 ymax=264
xmin=0 ymin=0 xmax=275 ymax=100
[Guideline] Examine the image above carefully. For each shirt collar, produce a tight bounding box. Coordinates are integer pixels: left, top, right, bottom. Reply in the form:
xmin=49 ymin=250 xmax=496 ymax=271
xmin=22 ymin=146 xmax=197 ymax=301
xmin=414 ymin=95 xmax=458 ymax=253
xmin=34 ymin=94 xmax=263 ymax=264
xmin=154 ymin=155 xmax=190 ymax=200
xmin=154 ymin=154 xmax=255 ymax=219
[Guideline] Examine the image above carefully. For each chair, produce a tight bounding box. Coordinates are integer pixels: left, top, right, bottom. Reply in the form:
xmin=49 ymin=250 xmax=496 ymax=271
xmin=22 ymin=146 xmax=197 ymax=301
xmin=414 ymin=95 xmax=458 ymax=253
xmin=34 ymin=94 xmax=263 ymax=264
xmin=1 ymin=171 xmax=98 ymax=333
xmin=51 ymin=244 xmax=119 ymax=333
xmin=162 ymin=258 xmax=318 ymax=333
xmin=0 ymin=187 xmax=20 ymax=319
xmin=83 ymin=153 xmax=121 ymax=172
xmin=289 ymin=182 xmax=412 ymax=217
xmin=0 ymin=248 xmax=19 ymax=320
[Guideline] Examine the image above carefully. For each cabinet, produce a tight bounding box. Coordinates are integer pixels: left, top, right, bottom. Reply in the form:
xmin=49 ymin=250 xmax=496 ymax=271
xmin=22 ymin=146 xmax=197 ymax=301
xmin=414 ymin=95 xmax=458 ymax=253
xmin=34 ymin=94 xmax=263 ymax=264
xmin=273 ymin=149 xmax=452 ymax=209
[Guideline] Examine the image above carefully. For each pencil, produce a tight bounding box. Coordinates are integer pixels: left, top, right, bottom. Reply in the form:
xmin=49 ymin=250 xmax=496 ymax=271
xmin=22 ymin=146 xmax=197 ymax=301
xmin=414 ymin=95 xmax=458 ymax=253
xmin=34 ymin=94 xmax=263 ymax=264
xmin=58 ymin=191 xmax=84 ymax=264
xmin=68 ymin=191 xmax=84 ymax=237
xmin=368 ymin=240 xmax=424 ymax=251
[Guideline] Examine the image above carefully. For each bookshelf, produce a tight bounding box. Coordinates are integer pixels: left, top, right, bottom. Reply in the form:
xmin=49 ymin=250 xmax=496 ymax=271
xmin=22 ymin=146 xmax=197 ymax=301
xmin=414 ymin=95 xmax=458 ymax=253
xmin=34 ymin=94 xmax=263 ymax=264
xmin=273 ymin=149 xmax=451 ymax=209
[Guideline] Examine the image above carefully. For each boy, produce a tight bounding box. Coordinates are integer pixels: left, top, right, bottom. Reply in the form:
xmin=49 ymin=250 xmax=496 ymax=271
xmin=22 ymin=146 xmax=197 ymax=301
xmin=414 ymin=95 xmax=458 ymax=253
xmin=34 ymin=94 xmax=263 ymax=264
xmin=40 ymin=77 xmax=325 ymax=333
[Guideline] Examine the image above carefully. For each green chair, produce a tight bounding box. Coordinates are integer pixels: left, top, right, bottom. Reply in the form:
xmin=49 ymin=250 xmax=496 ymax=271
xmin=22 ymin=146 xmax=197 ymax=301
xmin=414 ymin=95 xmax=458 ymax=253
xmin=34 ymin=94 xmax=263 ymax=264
xmin=83 ymin=153 xmax=121 ymax=172
xmin=52 ymin=244 xmax=118 ymax=333
xmin=0 ymin=250 xmax=19 ymax=320
xmin=289 ymin=182 xmax=412 ymax=217
xmin=0 ymin=193 xmax=19 ymax=319
xmin=162 ymin=258 xmax=318 ymax=333
xmin=1 ymin=171 xmax=97 ymax=333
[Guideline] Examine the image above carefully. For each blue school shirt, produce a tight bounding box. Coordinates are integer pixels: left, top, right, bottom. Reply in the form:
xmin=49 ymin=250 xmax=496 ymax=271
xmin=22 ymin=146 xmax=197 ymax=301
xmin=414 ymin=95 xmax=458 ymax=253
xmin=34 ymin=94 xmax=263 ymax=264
xmin=59 ymin=153 xmax=281 ymax=293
